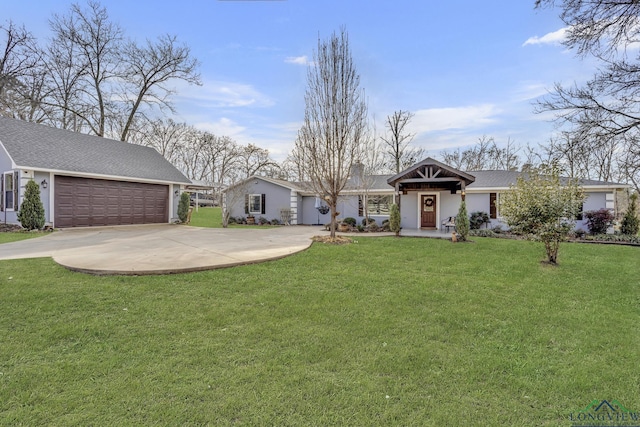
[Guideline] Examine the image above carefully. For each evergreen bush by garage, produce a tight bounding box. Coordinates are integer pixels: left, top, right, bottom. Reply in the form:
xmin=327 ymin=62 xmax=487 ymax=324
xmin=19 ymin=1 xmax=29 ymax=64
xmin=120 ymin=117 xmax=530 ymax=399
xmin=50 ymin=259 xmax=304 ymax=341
xmin=621 ymin=193 xmax=639 ymax=236
xmin=18 ymin=179 xmax=45 ymax=230
xmin=178 ymin=192 xmax=190 ymax=223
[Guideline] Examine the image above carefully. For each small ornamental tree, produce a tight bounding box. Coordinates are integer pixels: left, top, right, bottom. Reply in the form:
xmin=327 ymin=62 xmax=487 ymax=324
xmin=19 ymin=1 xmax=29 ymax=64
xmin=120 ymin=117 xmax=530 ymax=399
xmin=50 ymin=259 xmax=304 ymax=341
xmin=455 ymin=199 xmax=470 ymax=241
xmin=499 ymin=165 xmax=585 ymax=264
xmin=17 ymin=179 xmax=45 ymax=230
xmin=178 ymin=192 xmax=190 ymax=223
xmin=621 ymin=192 xmax=639 ymax=236
xmin=584 ymin=208 xmax=615 ymax=235
xmin=389 ymin=203 xmax=401 ymax=236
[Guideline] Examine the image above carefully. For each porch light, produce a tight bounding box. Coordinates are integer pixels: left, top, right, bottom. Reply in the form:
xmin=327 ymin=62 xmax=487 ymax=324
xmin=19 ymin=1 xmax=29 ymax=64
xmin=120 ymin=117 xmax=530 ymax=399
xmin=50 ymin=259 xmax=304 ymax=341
xmin=174 ymin=190 xmax=180 ymax=196
xmin=41 ymin=179 xmax=47 ymax=189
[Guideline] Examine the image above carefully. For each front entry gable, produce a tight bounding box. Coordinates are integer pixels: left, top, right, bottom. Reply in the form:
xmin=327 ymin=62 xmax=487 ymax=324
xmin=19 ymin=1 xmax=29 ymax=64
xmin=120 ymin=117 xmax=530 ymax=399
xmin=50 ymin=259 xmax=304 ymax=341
xmin=387 ymin=157 xmax=475 ymax=194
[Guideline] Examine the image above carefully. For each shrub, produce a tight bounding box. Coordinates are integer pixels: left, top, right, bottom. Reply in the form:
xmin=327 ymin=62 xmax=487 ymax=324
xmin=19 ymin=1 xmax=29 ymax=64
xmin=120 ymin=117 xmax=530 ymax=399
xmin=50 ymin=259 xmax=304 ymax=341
xmin=178 ymin=192 xmax=190 ymax=223
xmin=362 ymin=218 xmax=376 ymax=226
xmin=228 ymin=216 xmax=238 ymax=224
xmin=357 ymin=225 xmax=364 ymax=232
xmin=389 ymin=203 xmax=401 ymax=236
xmin=469 ymin=229 xmax=497 ymax=238
xmin=492 ymin=225 xmax=504 ymax=234
xmin=343 ymin=217 xmax=357 ymax=227
xmin=621 ymin=193 xmax=639 ymax=236
xmin=584 ymin=209 xmax=615 ymax=235
xmin=270 ymin=218 xmax=280 ymax=225
xmin=455 ymin=200 xmax=470 ymax=241
xmin=18 ymin=179 xmax=45 ymax=230
xmin=469 ymin=211 xmax=490 ymax=230
xmin=258 ymin=216 xmax=270 ymax=225
xmin=366 ymin=222 xmax=380 ymax=232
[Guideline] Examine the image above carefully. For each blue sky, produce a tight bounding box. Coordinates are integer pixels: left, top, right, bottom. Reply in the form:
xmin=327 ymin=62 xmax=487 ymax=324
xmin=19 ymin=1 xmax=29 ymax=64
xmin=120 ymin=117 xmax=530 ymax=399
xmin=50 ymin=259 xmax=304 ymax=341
xmin=5 ymin=1 xmax=592 ymax=161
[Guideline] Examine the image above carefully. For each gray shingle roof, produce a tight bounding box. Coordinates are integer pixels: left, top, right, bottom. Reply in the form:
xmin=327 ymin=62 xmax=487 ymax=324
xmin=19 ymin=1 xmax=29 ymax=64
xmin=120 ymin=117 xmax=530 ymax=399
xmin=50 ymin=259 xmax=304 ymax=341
xmin=466 ymin=170 xmax=628 ymax=188
xmin=0 ymin=117 xmax=190 ymax=184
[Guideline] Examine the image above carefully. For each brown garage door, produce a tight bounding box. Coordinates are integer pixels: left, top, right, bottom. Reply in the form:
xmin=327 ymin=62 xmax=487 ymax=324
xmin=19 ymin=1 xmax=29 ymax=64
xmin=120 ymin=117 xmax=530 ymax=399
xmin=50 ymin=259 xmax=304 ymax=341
xmin=54 ymin=176 xmax=169 ymax=228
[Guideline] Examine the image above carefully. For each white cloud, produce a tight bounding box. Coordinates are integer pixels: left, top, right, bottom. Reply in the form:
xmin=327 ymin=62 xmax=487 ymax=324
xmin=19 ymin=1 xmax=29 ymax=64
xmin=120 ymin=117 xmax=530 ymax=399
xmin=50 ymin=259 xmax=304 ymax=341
xmin=523 ymin=27 xmax=567 ymax=46
xmin=194 ymin=117 xmax=246 ymax=137
xmin=175 ymin=79 xmax=274 ymax=108
xmin=285 ymin=55 xmax=310 ymax=65
xmin=512 ymin=82 xmax=549 ymax=102
xmin=409 ymin=104 xmax=500 ymax=135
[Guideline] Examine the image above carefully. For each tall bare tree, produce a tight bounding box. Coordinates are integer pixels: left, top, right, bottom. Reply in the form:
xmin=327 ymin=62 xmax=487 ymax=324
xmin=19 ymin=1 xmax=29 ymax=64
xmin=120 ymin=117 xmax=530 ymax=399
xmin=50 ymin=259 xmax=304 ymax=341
xmin=292 ymin=28 xmax=368 ymax=238
xmin=381 ymin=110 xmax=423 ymax=174
xmin=535 ymin=0 xmax=640 ymax=190
xmin=118 ymin=34 xmax=200 ymax=141
xmin=0 ymin=21 xmax=45 ymax=121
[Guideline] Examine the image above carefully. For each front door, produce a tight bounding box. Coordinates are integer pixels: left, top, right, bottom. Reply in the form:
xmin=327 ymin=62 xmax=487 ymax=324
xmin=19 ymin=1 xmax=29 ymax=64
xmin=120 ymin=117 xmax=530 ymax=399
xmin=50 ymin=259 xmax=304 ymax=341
xmin=421 ymin=195 xmax=437 ymax=228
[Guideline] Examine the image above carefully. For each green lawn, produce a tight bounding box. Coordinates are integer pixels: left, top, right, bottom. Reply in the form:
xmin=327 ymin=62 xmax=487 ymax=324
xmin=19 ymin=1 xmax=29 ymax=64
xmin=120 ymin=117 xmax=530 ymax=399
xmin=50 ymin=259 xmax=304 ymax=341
xmin=188 ymin=207 xmax=276 ymax=229
xmin=1 ymin=237 xmax=639 ymax=426
xmin=0 ymin=231 xmax=46 ymax=244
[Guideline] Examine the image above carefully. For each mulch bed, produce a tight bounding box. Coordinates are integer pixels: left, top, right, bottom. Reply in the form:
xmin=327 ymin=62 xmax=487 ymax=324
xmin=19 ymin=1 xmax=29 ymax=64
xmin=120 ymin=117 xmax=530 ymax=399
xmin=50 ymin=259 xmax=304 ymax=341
xmin=0 ymin=224 xmax=23 ymax=232
xmin=312 ymin=235 xmax=354 ymax=245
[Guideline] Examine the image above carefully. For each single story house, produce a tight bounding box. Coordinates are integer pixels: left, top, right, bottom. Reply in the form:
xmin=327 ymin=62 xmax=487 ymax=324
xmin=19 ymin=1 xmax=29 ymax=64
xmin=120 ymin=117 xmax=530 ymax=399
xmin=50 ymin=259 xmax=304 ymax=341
xmin=225 ymin=157 xmax=629 ymax=231
xmin=0 ymin=116 xmax=192 ymax=228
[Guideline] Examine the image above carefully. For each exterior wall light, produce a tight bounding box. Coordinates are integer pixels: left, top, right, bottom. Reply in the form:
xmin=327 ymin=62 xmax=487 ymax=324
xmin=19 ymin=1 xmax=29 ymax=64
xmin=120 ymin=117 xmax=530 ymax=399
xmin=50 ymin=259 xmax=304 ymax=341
xmin=41 ymin=179 xmax=48 ymax=189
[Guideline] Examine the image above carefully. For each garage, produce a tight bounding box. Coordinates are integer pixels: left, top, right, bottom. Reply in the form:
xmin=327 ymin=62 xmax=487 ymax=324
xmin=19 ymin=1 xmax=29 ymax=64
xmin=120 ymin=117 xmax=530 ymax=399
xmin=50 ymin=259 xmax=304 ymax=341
xmin=54 ymin=175 xmax=169 ymax=228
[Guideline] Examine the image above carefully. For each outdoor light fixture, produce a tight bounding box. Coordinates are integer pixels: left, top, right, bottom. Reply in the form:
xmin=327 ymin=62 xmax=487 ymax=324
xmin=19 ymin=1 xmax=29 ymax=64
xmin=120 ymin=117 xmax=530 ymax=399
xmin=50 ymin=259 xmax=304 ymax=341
xmin=175 ymin=190 xmax=180 ymax=196
xmin=41 ymin=179 xmax=47 ymax=189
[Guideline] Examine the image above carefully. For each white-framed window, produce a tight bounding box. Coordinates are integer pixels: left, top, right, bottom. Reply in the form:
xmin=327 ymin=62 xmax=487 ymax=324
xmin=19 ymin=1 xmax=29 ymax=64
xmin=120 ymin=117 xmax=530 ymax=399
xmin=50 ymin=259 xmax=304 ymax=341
xmin=367 ymin=195 xmax=392 ymax=215
xmin=2 ymin=171 xmax=18 ymax=211
xmin=246 ymin=193 xmax=265 ymax=215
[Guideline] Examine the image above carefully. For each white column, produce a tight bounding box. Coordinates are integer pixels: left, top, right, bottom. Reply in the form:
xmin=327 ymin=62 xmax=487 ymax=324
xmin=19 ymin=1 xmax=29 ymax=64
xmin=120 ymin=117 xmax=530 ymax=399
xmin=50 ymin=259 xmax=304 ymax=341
xmin=290 ymin=190 xmax=298 ymax=225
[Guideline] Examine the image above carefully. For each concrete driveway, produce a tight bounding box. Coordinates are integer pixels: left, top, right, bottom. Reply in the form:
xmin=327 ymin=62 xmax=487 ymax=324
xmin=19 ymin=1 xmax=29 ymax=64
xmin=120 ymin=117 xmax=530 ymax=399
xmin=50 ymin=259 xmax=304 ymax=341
xmin=0 ymin=224 xmax=322 ymax=275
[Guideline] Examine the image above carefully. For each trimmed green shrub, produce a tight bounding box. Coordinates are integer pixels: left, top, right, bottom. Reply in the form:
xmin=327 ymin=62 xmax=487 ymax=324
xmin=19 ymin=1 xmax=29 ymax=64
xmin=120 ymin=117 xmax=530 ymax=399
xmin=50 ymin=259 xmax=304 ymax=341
xmin=469 ymin=211 xmax=489 ymax=230
xmin=389 ymin=203 xmax=400 ymax=236
xmin=343 ymin=217 xmax=357 ymax=227
xmin=178 ymin=192 xmax=190 ymax=223
xmin=456 ymin=200 xmax=470 ymax=241
xmin=621 ymin=193 xmax=639 ymax=236
xmin=584 ymin=209 xmax=615 ymax=235
xmin=18 ymin=179 xmax=45 ymax=230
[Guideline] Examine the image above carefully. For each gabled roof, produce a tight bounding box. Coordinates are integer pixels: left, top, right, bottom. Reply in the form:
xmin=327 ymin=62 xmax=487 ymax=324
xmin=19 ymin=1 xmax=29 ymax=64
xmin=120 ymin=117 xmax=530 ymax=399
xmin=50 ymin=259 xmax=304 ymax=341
xmin=387 ymin=157 xmax=476 ymax=186
xmin=0 ymin=116 xmax=190 ymax=184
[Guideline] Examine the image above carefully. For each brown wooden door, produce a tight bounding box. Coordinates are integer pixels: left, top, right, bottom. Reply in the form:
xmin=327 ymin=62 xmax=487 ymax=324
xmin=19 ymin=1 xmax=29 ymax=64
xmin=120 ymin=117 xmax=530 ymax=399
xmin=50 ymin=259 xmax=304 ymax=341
xmin=421 ymin=195 xmax=437 ymax=228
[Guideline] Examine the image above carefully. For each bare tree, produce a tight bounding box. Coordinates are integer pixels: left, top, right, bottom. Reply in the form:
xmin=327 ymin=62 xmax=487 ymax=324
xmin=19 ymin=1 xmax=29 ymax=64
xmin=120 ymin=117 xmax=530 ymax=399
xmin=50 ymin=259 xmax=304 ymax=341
xmin=130 ymin=118 xmax=191 ymax=164
xmin=380 ymin=110 xmax=424 ymax=174
xmin=118 ymin=34 xmax=200 ymax=141
xmin=440 ymin=136 xmax=520 ymax=171
xmin=535 ymin=0 xmax=640 ymax=187
xmin=292 ymin=28 xmax=368 ymax=238
xmin=0 ymin=21 xmax=46 ymax=121
xmin=237 ymin=144 xmax=277 ymax=178
xmin=49 ymin=1 xmax=123 ymax=136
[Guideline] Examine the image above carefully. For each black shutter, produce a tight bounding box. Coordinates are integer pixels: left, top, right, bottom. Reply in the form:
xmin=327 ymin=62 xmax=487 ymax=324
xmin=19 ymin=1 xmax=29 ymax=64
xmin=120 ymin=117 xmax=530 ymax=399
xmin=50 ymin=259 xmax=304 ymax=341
xmin=0 ymin=173 xmax=4 ymax=212
xmin=358 ymin=196 xmax=363 ymax=216
xmin=13 ymin=171 xmax=19 ymax=211
xmin=489 ymin=193 xmax=497 ymax=219
xmin=244 ymin=194 xmax=249 ymax=214
xmin=261 ymin=194 xmax=266 ymax=215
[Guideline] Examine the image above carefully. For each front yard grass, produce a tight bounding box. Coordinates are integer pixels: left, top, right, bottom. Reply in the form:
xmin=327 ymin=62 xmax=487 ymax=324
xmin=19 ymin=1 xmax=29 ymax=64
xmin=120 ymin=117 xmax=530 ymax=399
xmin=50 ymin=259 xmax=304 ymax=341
xmin=0 ymin=231 xmax=46 ymax=244
xmin=188 ymin=207 xmax=276 ymax=229
xmin=1 ymin=237 xmax=639 ymax=425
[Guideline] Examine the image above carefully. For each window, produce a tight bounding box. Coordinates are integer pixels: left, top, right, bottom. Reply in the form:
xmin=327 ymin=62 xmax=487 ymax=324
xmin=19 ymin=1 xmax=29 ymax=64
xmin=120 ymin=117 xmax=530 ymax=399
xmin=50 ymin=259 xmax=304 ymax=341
xmin=359 ymin=195 xmax=392 ymax=216
xmin=489 ymin=192 xmax=498 ymax=219
xmin=246 ymin=193 xmax=265 ymax=215
xmin=3 ymin=172 xmax=17 ymax=211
